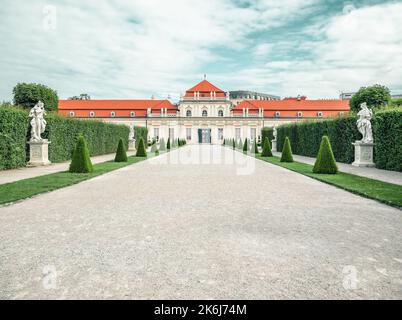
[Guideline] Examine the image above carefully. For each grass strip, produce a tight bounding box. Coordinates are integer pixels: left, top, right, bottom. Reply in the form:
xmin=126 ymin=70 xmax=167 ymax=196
xmin=0 ymin=154 xmax=156 ymax=205
xmin=256 ymin=155 xmax=402 ymax=209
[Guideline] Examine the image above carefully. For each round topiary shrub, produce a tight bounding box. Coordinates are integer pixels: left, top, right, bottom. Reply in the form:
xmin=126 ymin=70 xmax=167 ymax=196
xmin=136 ymin=137 xmax=147 ymax=157
xmin=114 ymin=138 xmax=128 ymax=162
xmin=261 ymin=137 xmax=273 ymax=157
xmin=280 ymin=137 xmax=293 ymax=163
xmin=313 ymin=136 xmax=338 ymax=174
xmin=69 ymin=135 xmax=93 ymax=173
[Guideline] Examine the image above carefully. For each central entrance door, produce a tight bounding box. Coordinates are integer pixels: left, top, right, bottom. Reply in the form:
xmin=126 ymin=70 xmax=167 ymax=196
xmin=198 ymin=129 xmax=211 ymax=144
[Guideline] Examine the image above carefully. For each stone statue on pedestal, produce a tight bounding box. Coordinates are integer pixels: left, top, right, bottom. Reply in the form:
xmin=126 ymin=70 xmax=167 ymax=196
xmin=29 ymin=101 xmax=47 ymax=142
xmin=352 ymin=102 xmax=375 ymax=167
xmin=27 ymin=101 xmax=51 ymax=166
xmin=272 ymin=126 xmax=278 ymax=152
xmin=356 ymin=102 xmax=373 ymax=143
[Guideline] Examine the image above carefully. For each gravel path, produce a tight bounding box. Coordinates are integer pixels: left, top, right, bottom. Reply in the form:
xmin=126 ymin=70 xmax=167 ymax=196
xmin=0 ymin=151 xmax=136 ymax=185
xmin=0 ymin=145 xmax=401 ymax=299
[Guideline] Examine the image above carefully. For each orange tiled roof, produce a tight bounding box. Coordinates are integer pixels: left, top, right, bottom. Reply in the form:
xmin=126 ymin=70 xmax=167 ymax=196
xmin=185 ymin=80 xmax=225 ymax=93
xmin=58 ymin=99 xmax=176 ymax=110
xmin=234 ymin=99 xmax=350 ymax=111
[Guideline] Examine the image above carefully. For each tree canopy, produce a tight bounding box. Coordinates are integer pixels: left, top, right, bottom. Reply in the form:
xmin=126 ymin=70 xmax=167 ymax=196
xmin=350 ymin=84 xmax=391 ymax=113
xmin=13 ymin=83 xmax=58 ymax=111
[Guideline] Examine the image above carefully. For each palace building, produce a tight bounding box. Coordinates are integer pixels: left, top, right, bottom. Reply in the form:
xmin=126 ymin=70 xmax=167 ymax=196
xmin=58 ymin=79 xmax=350 ymax=144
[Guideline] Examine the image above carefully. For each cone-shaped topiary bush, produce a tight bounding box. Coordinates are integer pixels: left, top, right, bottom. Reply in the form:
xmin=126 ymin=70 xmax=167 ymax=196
xmin=238 ymin=138 xmax=243 ymax=150
xmin=252 ymin=139 xmax=259 ymax=154
xmin=114 ymin=138 xmax=127 ymax=162
xmin=167 ymin=138 xmax=171 ymax=150
xmin=243 ymin=138 xmax=248 ymax=152
xmin=150 ymin=143 xmax=158 ymax=153
xmin=261 ymin=137 xmax=273 ymax=157
xmin=280 ymin=137 xmax=293 ymax=162
xmin=159 ymin=138 xmax=166 ymax=151
xmin=232 ymin=139 xmax=236 ymax=149
xmin=136 ymin=137 xmax=147 ymax=157
xmin=69 ymin=135 xmax=93 ymax=173
xmin=313 ymin=136 xmax=338 ymax=174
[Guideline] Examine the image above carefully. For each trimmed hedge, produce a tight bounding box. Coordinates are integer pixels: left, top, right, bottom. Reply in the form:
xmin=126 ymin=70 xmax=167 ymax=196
xmin=313 ymin=136 xmax=338 ymax=174
xmin=372 ymin=109 xmax=402 ymax=171
xmin=276 ymin=109 xmax=402 ymax=171
xmin=243 ymin=138 xmax=248 ymax=152
xmin=136 ymin=137 xmax=147 ymax=157
xmin=69 ymin=135 xmax=93 ymax=173
xmin=280 ymin=137 xmax=293 ymax=163
xmin=276 ymin=117 xmax=359 ymax=164
xmin=261 ymin=127 xmax=274 ymax=145
xmin=114 ymin=138 xmax=128 ymax=162
xmin=261 ymin=137 xmax=273 ymax=157
xmin=43 ymin=114 xmax=129 ymax=163
xmin=0 ymin=107 xmax=129 ymax=169
xmin=134 ymin=126 xmax=148 ymax=149
xmin=0 ymin=107 xmax=29 ymax=170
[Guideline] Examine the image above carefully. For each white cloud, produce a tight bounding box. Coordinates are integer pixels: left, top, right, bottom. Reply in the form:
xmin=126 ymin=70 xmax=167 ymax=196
xmin=243 ymin=2 xmax=402 ymax=98
xmin=1 ymin=1 xmax=400 ymax=101
xmin=0 ymin=0 xmax=317 ymax=101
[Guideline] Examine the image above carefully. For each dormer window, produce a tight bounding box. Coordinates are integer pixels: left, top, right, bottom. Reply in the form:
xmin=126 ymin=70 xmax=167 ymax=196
xmin=130 ymin=111 xmax=136 ymax=117
xmin=317 ymin=112 xmax=323 ymax=118
xmin=110 ymin=111 xmax=116 ymax=118
xmin=89 ymin=111 xmax=95 ymax=118
xmin=297 ymin=111 xmax=303 ymax=118
xmin=275 ymin=111 xmax=281 ymax=118
xmin=69 ymin=111 xmax=75 ymax=118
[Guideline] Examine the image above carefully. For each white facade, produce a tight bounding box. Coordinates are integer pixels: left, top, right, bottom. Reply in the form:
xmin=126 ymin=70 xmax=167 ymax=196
xmin=100 ymin=96 xmax=297 ymax=145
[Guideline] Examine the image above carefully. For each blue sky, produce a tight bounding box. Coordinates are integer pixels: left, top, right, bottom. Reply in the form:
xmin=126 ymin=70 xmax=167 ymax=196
xmin=0 ymin=0 xmax=401 ymax=102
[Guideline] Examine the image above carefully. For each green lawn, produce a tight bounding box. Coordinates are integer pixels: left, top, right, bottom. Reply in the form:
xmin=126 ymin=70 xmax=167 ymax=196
xmin=256 ymin=155 xmax=402 ymax=208
xmin=0 ymin=154 xmax=154 ymax=205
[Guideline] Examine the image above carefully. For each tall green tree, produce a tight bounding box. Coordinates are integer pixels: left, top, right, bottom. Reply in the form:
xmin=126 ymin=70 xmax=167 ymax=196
xmin=13 ymin=83 xmax=59 ymax=111
xmin=68 ymin=93 xmax=91 ymax=100
xmin=350 ymin=84 xmax=391 ymax=113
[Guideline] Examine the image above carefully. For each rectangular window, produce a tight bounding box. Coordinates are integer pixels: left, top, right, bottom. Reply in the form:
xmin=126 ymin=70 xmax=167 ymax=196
xmin=169 ymin=128 xmax=174 ymax=141
xmin=218 ymin=128 xmax=223 ymax=140
xmin=154 ymin=128 xmax=159 ymax=141
xmin=235 ymin=128 xmax=241 ymax=140
xmin=250 ymin=128 xmax=256 ymax=141
xmin=186 ymin=128 xmax=192 ymax=140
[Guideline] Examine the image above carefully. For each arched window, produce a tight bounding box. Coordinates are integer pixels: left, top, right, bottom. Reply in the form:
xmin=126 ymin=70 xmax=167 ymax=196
xmin=186 ymin=109 xmax=192 ymax=117
xmin=218 ymin=110 xmax=224 ymax=117
xmin=202 ymin=110 xmax=208 ymax=117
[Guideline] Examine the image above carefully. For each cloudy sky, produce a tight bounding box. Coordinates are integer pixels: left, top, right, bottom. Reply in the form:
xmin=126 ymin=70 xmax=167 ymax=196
xmin=1 ymin=0 xmax=401 ymax=101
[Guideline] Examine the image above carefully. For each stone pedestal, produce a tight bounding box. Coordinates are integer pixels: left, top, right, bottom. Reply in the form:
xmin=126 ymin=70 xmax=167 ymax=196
xmin=28 ymin=140 xmax=51 ymax=166
xmin=352 ymin=141 xmax=375 ymax=167
xmin=272 ymin=139 xmax=277 ymax=152
xmin=128 ymin=138 xmax=136 ymax=151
